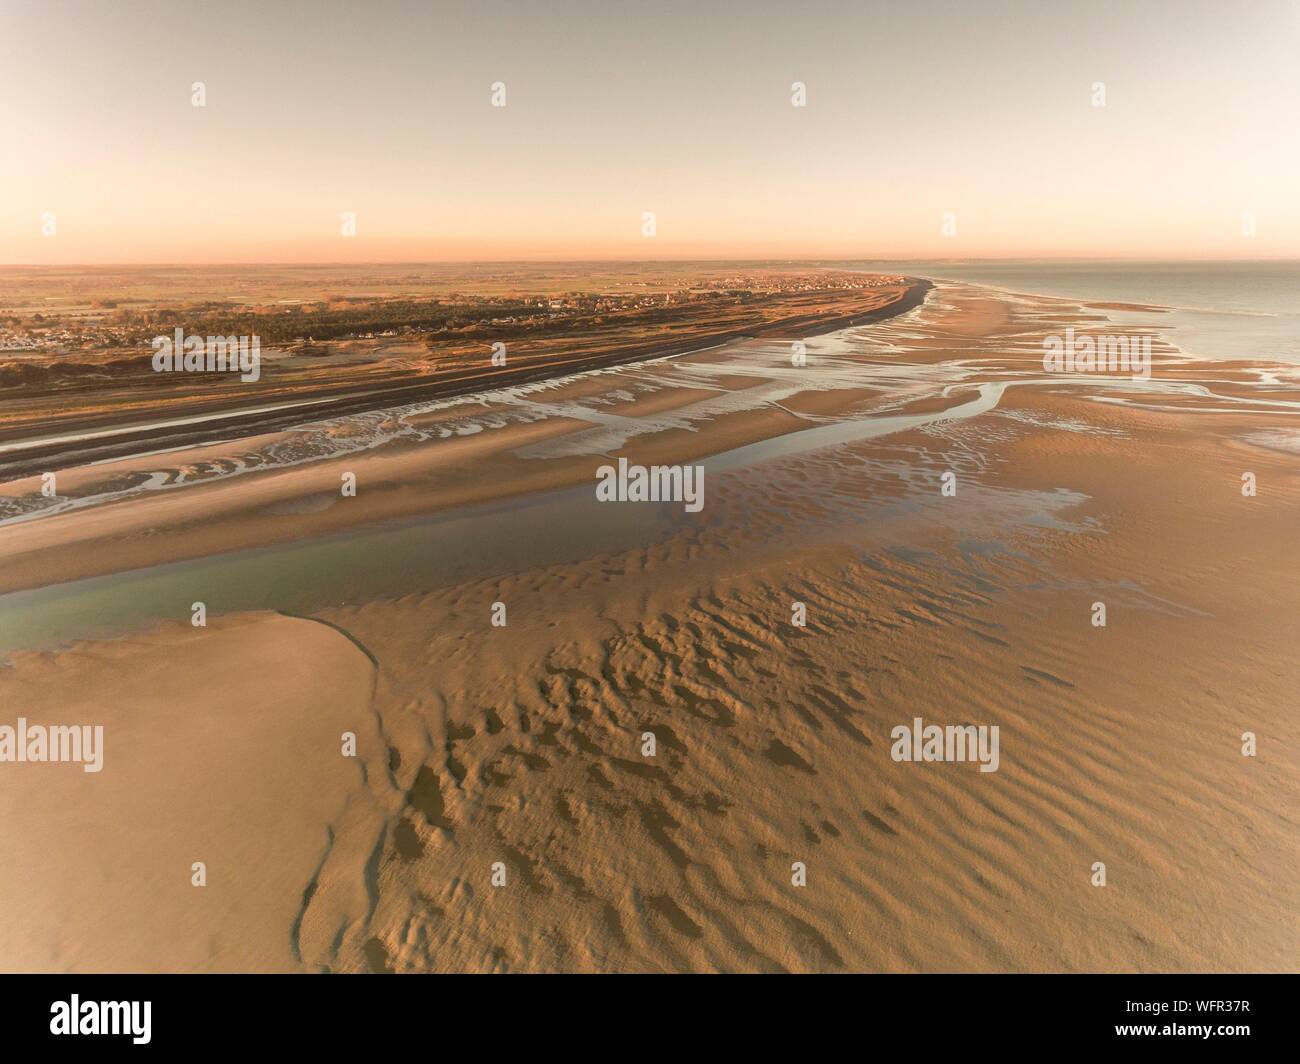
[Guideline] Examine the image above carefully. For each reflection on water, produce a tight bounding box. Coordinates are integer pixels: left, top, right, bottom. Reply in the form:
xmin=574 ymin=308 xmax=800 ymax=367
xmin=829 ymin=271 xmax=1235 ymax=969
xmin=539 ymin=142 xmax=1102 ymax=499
xmin=5 ymin=280 xmax=1298 ymax=528
xmin=844 ymin=259 xmax=1300 ymax=363
xmin=0 ymin=485 xmax=676 ymax=656
xmin=2 ymin=279 xmax=1296 ymax=654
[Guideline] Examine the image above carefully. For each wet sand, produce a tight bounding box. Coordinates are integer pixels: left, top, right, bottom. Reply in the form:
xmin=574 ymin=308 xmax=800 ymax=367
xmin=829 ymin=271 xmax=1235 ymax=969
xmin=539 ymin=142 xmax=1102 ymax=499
xmin=0 ymin=277 xmax=929 ymax=482
xmin=1 ymin=282 xmax=1297 ymax=972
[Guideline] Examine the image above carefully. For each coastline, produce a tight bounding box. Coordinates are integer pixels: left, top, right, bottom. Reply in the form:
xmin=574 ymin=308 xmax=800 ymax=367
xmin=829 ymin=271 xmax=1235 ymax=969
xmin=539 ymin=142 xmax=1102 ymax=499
xmin=0 ymin=277 xmax=933 ymax=483
xmin=1 ymin=276 xmax=1298 ymax=603
xmin=842 ymin=260 xmax=1300 ymax=365
xmin=1 ymin=278 xmax=1297 ymax=972
xmin=2 ymin=274 xmax=1297 ymax=601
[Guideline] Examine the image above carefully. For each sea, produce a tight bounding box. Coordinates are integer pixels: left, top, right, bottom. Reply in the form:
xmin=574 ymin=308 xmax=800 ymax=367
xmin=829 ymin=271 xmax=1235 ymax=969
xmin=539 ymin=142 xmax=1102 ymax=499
xmin=843 ymin=260 xmax=1300 ymax=364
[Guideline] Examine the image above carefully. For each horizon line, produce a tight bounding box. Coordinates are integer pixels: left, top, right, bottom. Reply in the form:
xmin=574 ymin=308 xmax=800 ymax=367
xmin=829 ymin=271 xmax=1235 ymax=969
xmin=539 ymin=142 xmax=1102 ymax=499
xmin=3 ymin=255 xmax=1299 ymax=270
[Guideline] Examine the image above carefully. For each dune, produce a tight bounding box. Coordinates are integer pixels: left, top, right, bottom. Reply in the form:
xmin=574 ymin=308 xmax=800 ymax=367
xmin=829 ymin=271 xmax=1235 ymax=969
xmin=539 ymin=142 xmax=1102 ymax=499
xmin=0 ymin=612 xmax=391 ymax=972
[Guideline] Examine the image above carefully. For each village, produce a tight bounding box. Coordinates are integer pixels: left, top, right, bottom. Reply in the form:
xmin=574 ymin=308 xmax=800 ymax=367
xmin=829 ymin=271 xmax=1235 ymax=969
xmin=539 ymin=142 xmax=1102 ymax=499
xmin=0 ymin=270 xmax=908 ymax=354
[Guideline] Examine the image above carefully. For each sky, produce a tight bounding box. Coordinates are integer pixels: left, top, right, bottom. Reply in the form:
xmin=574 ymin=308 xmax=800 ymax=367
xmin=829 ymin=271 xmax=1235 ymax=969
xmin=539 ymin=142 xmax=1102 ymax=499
xmin=2 ymin=0 xmax=1298 ymax=264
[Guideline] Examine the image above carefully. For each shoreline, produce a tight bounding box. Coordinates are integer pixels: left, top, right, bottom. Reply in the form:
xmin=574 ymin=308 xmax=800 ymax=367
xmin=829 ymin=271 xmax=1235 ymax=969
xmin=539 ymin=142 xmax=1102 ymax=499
xmin=0 ymin=278 xmax=933 ymax=482
xmin=842 ymin=263 xmax=1300 ymax=366
xmin=1 ymin=277 xmax=1297 ymax=622
xmin=2 ymin=278 xmax=1299 ymax=605
xmin=1 ymin=278 xmax=1297 ymax=973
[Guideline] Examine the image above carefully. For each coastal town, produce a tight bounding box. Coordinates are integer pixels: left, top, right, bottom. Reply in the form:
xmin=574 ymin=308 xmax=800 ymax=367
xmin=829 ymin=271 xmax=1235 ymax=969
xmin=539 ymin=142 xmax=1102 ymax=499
xmin=0 ymin=269 xmax=906 ymax=354
xmin=0 ymin=264 xmax=922 ymax=481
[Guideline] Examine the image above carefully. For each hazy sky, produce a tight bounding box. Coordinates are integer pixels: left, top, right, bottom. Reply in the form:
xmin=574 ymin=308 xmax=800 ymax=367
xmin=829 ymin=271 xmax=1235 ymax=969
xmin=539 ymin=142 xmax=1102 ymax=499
xmin=2 ymin=0 xmax=1298 ymax=263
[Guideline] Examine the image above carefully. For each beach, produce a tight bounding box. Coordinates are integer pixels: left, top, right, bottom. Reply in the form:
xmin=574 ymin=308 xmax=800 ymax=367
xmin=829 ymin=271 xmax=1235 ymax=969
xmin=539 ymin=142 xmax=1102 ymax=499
xmin=1 ymin=278 xmax=1297 ymax=972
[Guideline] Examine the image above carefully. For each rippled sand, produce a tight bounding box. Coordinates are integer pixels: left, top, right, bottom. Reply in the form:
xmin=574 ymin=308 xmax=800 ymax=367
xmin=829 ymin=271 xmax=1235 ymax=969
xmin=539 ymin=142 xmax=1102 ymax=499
xmin=1 ymin=282 xmax=1297 ymax=971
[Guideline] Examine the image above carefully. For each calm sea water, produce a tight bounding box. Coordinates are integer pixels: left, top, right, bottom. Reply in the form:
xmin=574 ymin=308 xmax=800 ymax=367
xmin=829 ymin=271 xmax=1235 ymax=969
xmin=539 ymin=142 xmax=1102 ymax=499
xmin=846 ymin=260 xmax=1300 ymax=364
